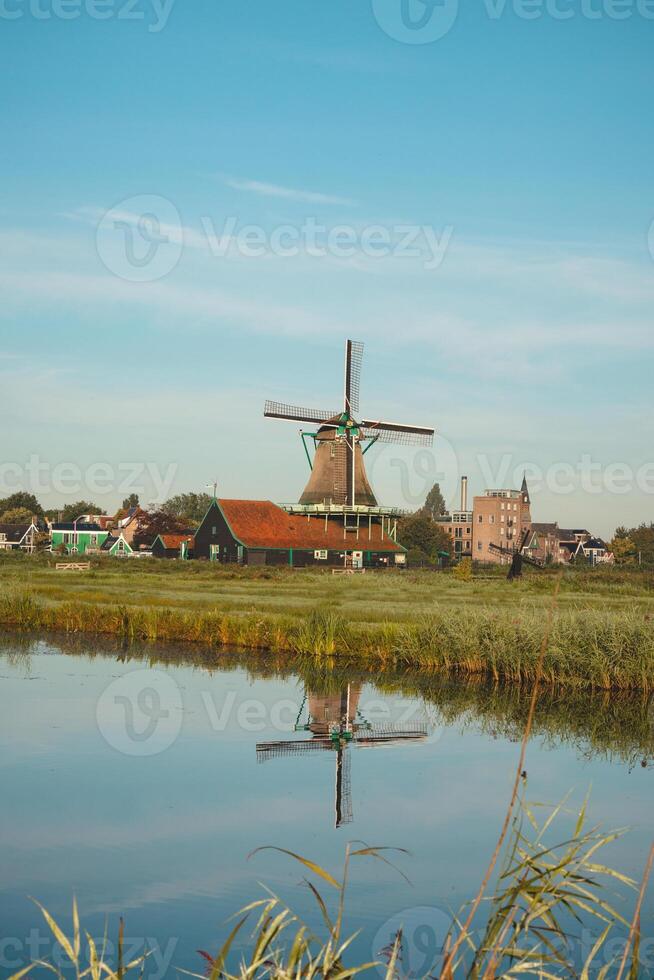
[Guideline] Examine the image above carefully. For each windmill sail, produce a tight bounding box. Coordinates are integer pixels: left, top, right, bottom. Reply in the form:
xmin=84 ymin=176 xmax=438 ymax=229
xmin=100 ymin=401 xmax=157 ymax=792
xmin=264 ymin=340 xmax=435 ymax=507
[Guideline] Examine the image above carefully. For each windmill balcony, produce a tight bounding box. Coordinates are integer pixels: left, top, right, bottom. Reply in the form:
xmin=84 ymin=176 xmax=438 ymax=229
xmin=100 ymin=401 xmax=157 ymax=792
xmin=280 ymin=502 xmax=410 ymax=518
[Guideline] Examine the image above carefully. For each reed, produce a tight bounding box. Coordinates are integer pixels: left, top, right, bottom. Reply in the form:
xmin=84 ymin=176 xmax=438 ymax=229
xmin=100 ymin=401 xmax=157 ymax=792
xmin=1 ymin=589 xmax=654 ymax=689
xmin=12 ymin=796 xmax=645 ymax=979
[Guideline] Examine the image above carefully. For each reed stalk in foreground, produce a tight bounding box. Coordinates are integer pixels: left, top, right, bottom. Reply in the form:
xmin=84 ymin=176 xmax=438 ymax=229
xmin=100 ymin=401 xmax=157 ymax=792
xmin=11 ymin=798 xmax=648 ymax=979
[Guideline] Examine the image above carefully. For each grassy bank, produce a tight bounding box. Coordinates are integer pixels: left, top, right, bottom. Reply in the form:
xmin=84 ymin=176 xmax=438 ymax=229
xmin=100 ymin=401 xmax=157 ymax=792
xmin=2 ymin=583 xmax=654 ymax=689
xmin=2 ymin=554 xmax=654 ymax=689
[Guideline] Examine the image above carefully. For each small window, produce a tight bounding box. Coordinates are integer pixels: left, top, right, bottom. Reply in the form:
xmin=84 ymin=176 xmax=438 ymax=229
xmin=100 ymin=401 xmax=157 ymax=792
xmin=477 ymin=541 xmax=482 ymax=550
xmin=314 ymin=549 xmax=328 ymax=560
xmin=211 ymin=526 xmax=217 ymax=536
xmin=477 ymin=515 xmax=483 ymax=523
xmin=489 ymin=515 xmax=495 ymax=525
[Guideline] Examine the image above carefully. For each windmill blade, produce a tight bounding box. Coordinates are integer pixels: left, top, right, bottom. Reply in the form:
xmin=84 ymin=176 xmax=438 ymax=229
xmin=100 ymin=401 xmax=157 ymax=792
xmin=344 ymin=340 xmax=364 ymax=416
xmin=264 ymin=401 xmax=339 ymax=426
xmin=335 ymin=747 xmax=353 ymax=827
xmin=361 ymin=420 xmax=434 ymax=447
xmin=256 ymin=738 xmax=334 ymax=761
xmin=353 ymin=725 xmax=428 ymax=745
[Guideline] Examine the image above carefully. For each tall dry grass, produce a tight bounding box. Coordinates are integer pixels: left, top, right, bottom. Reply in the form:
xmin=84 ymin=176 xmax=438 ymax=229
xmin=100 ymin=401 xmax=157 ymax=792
xmin=1 ymin=588 xmax=653 ymax=689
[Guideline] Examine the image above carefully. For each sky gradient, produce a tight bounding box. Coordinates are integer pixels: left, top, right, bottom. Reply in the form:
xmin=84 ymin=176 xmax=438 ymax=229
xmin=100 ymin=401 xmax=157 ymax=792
xmin=1 ymin=0 xmax=653 ymax=536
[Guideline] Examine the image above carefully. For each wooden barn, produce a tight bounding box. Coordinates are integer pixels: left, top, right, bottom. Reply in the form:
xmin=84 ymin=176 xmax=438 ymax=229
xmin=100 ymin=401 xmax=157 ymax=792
xmin=193 ymin=499 xmax=406 ymax=568
xmin=151 ymin=533 xmax=195 ymax=560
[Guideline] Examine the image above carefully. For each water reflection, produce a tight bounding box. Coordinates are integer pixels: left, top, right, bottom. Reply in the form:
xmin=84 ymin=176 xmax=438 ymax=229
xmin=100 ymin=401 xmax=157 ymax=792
xmin=256 ymin=684 xmax=428 ymax=826
xmin=1 ymin=632 xmax=651 ymax=769
xmin=1 ymin=633 xmax=652 ymax=977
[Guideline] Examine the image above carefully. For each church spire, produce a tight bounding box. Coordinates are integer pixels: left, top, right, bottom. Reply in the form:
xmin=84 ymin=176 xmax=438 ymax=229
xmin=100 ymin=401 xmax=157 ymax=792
xmin=521 ymin=473 xmax=530 ymax=504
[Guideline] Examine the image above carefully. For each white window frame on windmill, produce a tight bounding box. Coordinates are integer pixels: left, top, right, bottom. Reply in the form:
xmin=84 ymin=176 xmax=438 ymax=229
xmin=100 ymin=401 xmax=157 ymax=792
xmin=210 ymin=544 xmax=220 ymax=561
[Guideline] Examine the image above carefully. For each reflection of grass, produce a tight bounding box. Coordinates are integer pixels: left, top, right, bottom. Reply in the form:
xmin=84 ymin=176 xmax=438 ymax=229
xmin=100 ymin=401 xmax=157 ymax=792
xmin=2 ymin=633 xmax=653 ymax=765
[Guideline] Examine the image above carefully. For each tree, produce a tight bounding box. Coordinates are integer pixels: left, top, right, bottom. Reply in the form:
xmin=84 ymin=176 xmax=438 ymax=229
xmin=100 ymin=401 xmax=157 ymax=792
xmin=60 ymin=501 xmax=106 ymax=523
xmin=397 ymin=511 xmax=451 ymax=564
xmin=132 ymin=510 xmax=190 ymax=550
xmin=423 ymin=483 xmax=447 ymax=519
xmin=0 ymin=492 xmax=43 ymax=518
xmin=122 ymin=493 xmax=139 ymax=510
xmin=609 ymin=534 xmax=636 ymax=565
xmin=0 ymin=507 xmax=35 ymax=524
xmin=162 ymin=492 xmax=213 ymax=526
xmin=627 ymin=523 xmax=654 ymax=565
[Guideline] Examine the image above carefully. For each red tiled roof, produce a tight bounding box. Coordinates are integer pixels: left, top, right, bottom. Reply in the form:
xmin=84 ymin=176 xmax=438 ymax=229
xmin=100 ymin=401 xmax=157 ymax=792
xmin=158 ymin=533 xmax=194 ymax=548
xmin=218 ymin=499 xmax=403 ymax=553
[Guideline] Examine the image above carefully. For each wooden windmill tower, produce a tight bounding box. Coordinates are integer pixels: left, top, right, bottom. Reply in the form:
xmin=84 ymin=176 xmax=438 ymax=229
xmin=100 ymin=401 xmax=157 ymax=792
xmin=264 ymin=340 xmax=435 ymax=508
xmin=256 ymin=684 xmax=428 ymax=828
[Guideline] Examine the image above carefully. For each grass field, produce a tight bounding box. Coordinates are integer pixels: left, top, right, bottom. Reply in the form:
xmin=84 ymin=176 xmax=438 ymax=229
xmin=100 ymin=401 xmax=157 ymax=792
xmin=2 ymin=553 xmax=654 ymax=689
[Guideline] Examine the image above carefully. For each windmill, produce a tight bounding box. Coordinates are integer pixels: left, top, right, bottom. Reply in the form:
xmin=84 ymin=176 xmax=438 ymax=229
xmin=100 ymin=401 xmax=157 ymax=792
xmin=256 ymin=685 xmax=428 ymax=828
xmin=264 ymin=340 xmax=435 ymax=508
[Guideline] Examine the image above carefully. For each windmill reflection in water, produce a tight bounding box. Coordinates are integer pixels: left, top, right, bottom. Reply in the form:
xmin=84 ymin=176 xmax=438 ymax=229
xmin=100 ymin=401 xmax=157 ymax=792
xmin=256 ymin=685 xmax=429 ymax=827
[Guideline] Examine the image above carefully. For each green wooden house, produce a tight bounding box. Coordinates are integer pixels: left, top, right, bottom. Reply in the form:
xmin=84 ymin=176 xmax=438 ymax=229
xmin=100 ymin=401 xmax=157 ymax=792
xmin=100 ymin=533 xmax=133 ymax=557
xmin=50 ymin=522 xmax=110 ymax=555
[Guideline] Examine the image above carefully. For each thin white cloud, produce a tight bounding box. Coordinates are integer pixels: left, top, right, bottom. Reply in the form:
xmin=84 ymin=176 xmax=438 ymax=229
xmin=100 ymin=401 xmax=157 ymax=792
xmin=219 ymin=175 xmax=358 ymax=207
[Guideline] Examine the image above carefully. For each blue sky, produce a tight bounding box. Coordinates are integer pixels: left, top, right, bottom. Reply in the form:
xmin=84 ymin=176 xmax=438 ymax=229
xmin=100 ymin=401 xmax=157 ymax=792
xmin=1 ymin=0 xmax=653 ymax=535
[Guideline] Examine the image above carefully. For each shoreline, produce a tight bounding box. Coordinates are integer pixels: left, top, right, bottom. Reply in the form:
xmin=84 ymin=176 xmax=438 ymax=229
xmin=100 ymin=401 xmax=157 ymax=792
xmin=2 ymin=590 xmax=653 ymax=691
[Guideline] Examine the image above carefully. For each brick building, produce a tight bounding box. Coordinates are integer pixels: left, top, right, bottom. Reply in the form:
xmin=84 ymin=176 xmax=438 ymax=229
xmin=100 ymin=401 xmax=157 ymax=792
xmin=471 ymin=477 xmax=532 ymax=564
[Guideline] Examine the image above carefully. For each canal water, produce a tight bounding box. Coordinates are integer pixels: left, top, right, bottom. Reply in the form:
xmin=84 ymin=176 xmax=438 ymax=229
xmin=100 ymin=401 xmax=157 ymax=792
xmin=1 ymin=636 xmax=652 ymax=977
